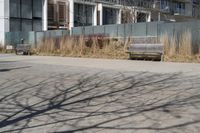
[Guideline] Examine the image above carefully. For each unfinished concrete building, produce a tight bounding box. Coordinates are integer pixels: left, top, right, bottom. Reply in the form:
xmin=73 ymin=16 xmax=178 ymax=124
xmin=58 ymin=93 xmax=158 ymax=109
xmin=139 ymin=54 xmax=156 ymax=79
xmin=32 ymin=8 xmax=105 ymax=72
xmin=120 ymin=0 xmax=200 ymax=23
xmin=0 ymin=0 xmax=47 ymax=44
xmin=47 ymin=0 xmax=122 ymax=30
xmin=47 ymin=0 xmax=200 ymax=30
xmin=0 ymin=0 xmax=199 ymax=44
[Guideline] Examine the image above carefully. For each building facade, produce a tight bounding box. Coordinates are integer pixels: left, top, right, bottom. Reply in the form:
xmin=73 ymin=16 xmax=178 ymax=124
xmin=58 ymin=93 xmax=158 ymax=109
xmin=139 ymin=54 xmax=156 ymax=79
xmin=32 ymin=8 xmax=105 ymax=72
xmin=47 ymin=0 xmax=122 ymax=30
xmin=0 ymin=0 xmax=199 ymax=44
xmin=46 ymin=0 xmax=200 ymax=30
xmin=0 ymin=0 xmax=48 ymax=44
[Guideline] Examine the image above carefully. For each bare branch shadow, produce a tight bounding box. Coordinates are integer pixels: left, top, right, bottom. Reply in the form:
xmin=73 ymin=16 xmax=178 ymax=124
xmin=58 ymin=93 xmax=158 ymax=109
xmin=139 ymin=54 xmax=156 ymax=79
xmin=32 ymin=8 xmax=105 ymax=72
xmin=0 ymin=71 xmax=200 ymax=133
xmin=0 ymin=66 xmax=32 ymax=72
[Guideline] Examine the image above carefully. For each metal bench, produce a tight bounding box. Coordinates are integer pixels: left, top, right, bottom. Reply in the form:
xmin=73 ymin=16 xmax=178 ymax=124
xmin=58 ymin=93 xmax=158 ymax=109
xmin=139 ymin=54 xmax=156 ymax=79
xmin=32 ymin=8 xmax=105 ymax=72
xmin=15 ymin=44 xmax=32 ymax=55
xmin=127 ymin=43 xmax=164 ymax=61
xmin=5 ymin=45 xmax=14 ymax=53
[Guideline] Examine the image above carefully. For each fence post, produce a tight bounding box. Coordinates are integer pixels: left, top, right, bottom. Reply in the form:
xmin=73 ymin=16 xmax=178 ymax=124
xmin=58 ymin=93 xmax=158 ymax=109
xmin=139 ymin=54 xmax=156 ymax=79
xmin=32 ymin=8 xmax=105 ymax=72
xmin=145 ymin=22 xmax=147 ymax=44
xmin=34 ymin=31 xmax=37 ymax=48
xmin=104 ymin=25 xmax=106 ymax=37
xmin=93 ymin=26 xmax=94 ymax=35
xmin=157 ymin=22 xmax=159 ymax=43
xmin=116 ymin=24 xmax=118 ymax=38
xmin=70 ymin=28 xmax=73 ymax=36
xmin=123 ymin=23 xmax=126 ymax=43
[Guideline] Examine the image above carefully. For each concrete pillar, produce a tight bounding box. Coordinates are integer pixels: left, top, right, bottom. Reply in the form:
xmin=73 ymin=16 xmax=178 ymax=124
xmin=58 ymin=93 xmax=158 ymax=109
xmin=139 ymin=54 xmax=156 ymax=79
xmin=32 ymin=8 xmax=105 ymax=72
xmin=69 ymin=0 xmax=74 ymax=30
xmin=0 ymin=0 xmax=9 ymax=45
xmin=42 ymin=0 xmax=48 ymax=31
xmin=131 ymin=9 xmax=137 ymax=23
xmin=134 ymin=11 xmax=138 ymax=23
xmin=147 ymin=12 xmax=151 ymax=22
xmin=93 ymin=4 xmax=97 ymax=26
xmin=158 ymin=12 xmax=161 ymax=21
xmin=117 ymin=9 xmax=122 ymax=24
xmin=98 ymin=3 xmax=103 ymax=25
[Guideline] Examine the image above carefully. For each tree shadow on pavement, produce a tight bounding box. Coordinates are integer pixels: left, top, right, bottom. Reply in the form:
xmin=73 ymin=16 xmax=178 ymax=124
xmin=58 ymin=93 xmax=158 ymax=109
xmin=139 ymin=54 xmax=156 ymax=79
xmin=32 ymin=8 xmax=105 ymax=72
xmin=0 ymin=66 xmax=32 ymax=72
xmin=0 ymin=71 xmax=200 ymax=133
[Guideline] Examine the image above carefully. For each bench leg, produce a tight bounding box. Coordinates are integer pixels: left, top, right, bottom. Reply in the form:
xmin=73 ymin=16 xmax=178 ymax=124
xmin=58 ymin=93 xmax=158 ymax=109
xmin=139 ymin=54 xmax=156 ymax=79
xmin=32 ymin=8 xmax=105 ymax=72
xmin=161 ymin=55 xmax=164 ymax=62
xmin=129 ymin=53 xmax=133 ymax=60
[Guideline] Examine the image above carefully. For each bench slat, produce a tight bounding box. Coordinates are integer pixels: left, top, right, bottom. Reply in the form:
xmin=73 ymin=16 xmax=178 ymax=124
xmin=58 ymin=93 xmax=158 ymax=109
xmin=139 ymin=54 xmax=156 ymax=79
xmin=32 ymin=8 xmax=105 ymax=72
xmin=128 ymin=44 xmax=164 ymax=53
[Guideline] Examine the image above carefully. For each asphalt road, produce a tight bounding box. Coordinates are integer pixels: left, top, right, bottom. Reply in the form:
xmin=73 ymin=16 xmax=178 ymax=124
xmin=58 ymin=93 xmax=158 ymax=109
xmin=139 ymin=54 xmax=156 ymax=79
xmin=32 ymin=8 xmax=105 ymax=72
xmin=0 ymin=54 xmax=200 ymax=133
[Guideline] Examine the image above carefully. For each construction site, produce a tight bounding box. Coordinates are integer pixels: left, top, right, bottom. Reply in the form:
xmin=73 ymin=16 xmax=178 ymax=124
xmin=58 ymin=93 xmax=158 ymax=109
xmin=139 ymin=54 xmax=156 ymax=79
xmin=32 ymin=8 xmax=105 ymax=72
xmin=0 ymin=0 xmax=200 ymax=62
xmin=1 ymin=1 xmax=200 ymax=133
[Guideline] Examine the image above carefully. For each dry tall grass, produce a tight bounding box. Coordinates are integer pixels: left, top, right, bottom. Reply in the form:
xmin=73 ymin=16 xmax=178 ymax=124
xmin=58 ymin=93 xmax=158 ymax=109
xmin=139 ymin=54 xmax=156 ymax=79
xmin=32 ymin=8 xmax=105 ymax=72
xmin=0 ymin=43 xmax=4 ymax=53
xmin=162 ymin=34 xmax=176 ymax=57
xmin=37 ymin=32 xmax=200 ymax=62
xmin=161 ymin=30 xmax=200 ymax=63
xmin=37 ymin=36 xmax=129 ymax=59
xmin=179 ymin=31 xmax=192 ymax=56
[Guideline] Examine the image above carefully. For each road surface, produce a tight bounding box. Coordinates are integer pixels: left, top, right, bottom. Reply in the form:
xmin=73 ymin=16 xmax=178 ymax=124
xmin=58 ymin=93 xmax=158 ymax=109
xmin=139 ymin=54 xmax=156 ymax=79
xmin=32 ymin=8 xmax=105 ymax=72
xmin=0 ymin=54 xmax=200 ymax=133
